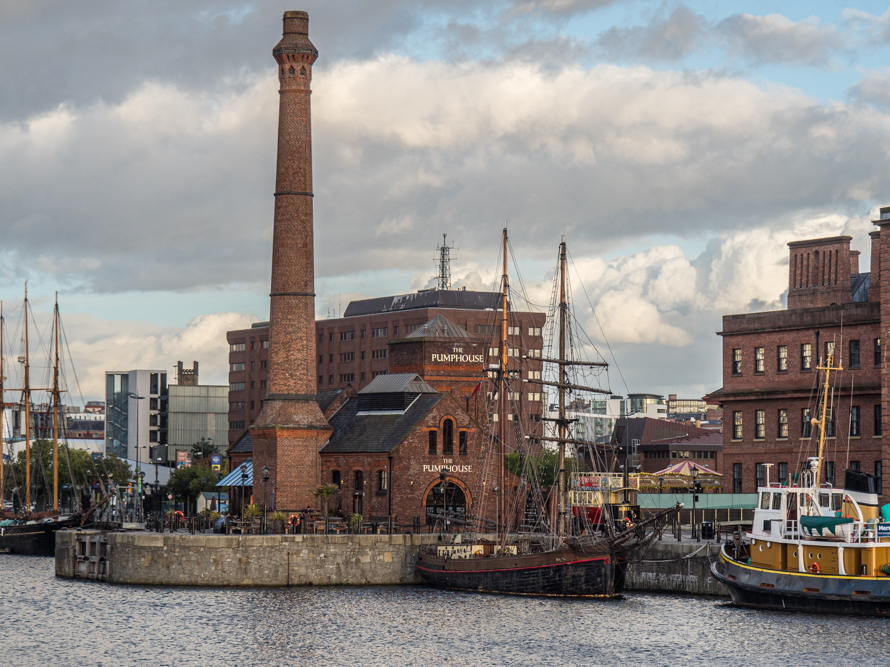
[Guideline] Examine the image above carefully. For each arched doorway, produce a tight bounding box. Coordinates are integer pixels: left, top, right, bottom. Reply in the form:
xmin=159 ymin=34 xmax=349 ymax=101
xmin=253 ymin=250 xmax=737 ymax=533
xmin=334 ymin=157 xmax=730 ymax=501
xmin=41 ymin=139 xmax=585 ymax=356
xmin=424 ymin=481 xmax=467 ymax=526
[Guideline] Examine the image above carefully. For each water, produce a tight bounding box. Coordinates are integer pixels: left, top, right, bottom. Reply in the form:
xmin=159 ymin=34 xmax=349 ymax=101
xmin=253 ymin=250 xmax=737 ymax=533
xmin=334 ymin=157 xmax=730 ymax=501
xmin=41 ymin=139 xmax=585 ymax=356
xmin=1 ymin=556 xmax=888 ymax=666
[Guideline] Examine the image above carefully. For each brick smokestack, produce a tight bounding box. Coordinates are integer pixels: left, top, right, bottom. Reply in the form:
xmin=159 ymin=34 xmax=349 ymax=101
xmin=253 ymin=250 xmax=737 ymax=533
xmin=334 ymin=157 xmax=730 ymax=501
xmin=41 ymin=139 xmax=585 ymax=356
xmin=251 ymin=11 xmax=331 ymax=512
xmin=786 ymin=236 xmax=853 ymax=309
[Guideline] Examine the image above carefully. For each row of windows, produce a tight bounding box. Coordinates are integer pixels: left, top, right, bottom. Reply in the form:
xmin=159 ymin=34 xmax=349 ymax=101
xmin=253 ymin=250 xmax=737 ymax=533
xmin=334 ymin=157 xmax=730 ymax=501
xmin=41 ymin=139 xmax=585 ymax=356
xmin=487 ymin=347 xmax=543 ymax=358
xmin=331 ymin=469 xmax=388 ymax=494
xmin=230 ymin=361 xmax=266 ymax=371
xmin=645 ymin=450 xmax=717 ymax=460
xmin=428 ymin=420 xmax=468 ymax=455
xmin=229 ymin=340 xmax=270 ymax=352
xmin=730 ymin=461 xmax=883 ymax=493
xmin=229 ymin=381 xmax=266 ymax=392
xmin=733 ymin=339 xmax=880 ymax=375
xmin=731 ymin=405 xmax=881 ymax=440
xmin=229 ymin=421 xmax=246 ymax=430
xmin=319 ymin=350 xmax=388 ymax=364
xmin=320 ymin=327 xmax=400 ymax=344
xmin=229 ymin=401 xmax=245 ymax=410
xmin=318 ymin=370 xmax=389 ymax=386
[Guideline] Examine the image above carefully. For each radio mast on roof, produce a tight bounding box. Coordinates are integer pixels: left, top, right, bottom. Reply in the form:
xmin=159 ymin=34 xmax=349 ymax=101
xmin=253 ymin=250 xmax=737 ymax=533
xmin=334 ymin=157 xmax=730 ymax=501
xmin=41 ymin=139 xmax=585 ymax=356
xmin=436 ymin=233 xmax=456 ymax=291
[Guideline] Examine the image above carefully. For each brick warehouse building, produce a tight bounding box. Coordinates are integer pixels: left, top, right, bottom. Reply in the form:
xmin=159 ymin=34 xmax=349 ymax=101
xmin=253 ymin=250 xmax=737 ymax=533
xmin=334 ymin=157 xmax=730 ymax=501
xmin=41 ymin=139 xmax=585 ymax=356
xmin=707 ymin=221 xmax=890 ymax=499
xmin=226 ymin=291 xmax=545 ymax=446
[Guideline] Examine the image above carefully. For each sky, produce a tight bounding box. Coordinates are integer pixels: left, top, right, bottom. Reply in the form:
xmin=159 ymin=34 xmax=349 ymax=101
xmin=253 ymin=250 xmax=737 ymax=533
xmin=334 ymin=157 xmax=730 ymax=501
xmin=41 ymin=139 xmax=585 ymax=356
xmin=4 ymin=0 xmax=890 ymax=405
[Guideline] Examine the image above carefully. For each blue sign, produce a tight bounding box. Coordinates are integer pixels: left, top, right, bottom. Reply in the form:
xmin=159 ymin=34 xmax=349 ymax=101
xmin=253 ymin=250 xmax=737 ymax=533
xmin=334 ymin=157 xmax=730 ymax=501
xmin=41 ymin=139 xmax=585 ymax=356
xmin=877 ymin=523 xmax=890 ymax=539
xmin=211 ymin=454 xmax=222 ymax=471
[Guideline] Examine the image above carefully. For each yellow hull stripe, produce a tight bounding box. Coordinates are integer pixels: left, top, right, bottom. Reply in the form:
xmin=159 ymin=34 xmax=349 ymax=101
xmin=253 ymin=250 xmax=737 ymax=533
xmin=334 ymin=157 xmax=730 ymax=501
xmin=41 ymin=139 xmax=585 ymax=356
xmin=720 ymin=549 xmax=885 ymax=582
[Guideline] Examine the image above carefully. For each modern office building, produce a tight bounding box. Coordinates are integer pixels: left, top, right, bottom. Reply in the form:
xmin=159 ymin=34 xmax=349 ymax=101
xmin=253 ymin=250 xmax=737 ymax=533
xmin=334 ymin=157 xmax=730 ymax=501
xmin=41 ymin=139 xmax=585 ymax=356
xmin=104 ymin=369 xmax=168 ymax=462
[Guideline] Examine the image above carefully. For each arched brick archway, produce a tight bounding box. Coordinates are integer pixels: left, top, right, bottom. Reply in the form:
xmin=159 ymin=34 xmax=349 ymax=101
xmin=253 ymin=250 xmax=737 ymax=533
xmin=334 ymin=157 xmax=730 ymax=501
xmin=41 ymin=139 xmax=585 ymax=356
xmin=422 ymin=476 xmax=472 ymax=526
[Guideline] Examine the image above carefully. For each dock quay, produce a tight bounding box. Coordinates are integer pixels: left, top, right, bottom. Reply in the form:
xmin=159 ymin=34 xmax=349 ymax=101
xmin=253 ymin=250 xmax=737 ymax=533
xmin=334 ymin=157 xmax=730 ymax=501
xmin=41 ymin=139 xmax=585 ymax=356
xmin=56 ymin=529 xmax=729 ymax=596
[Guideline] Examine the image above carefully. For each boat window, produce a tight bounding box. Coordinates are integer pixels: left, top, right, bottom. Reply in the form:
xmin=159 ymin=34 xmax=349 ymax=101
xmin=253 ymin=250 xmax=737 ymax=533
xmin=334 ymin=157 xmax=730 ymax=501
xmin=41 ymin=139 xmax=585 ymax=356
xmin=772 ymin=493 xmax=782 ymax=510
xmin=818 ymin=493 xmax=830 ymax=508
xmin=760 ymin=492 xmax=770 ymax=509
xmin=832 ymin=494 xmax=843 ymax=511
xmin=799 ymin=494 xmax=808 ymax=508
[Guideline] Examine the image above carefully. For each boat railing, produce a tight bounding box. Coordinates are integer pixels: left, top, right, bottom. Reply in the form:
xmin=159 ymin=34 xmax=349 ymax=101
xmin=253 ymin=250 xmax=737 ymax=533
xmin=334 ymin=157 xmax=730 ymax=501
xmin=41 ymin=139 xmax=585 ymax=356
xmin=783 ymin=518 xmax=889 ymax=543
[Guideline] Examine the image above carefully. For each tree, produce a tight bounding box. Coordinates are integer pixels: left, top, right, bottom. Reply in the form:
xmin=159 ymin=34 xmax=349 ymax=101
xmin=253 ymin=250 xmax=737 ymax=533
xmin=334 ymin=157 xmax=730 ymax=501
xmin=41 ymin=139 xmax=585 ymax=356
xmin=7 ymin=442 xmax=131 ymax=510
xmin=167 ymin=465 xmax=217 ymax=515
xmin=313 ymin=483 xmax=338 ymax=534
xmin=189 ymin=437 xmax=218 ymax=461
xmin=505 ymin=450 xmax=586 ymax=488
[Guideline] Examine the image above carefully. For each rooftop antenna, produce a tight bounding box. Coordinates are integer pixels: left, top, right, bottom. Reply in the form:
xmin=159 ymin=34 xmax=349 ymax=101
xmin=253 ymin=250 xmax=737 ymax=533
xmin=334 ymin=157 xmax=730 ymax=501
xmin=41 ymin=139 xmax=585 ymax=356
xmin=435 ymin=233 xmax=457 ymax=291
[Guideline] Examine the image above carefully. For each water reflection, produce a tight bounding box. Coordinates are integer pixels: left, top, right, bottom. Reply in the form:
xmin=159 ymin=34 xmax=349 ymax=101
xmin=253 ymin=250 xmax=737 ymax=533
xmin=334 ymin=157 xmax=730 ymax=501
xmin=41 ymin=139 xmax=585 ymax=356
xmin=1 ymin=556 xmax=887 ymax=666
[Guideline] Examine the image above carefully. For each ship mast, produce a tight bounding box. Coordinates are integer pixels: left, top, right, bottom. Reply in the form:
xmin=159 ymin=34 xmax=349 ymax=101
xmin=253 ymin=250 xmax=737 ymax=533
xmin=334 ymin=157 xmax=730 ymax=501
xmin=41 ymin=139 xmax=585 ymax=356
xmin=813 ymin=347 xmax=842 ymax=488
xmin=52 ymin=293 xmax=60 ymax=511
xmin=23 ymin=283 xmax=31 ymax=511
xmin=0 ymin=301 xmax=4 ymax=508
xmin=557 ymin=238 xmax=567 ymax=536
xmin=498 ymin=226 xmax=508 ymax=542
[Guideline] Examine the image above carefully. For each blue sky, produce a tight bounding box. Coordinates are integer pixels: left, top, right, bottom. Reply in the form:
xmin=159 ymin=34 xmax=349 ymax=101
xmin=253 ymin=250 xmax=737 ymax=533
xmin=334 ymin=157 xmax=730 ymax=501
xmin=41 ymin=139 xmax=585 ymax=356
xmin=2 ymin=0 xmax=890 ymax=401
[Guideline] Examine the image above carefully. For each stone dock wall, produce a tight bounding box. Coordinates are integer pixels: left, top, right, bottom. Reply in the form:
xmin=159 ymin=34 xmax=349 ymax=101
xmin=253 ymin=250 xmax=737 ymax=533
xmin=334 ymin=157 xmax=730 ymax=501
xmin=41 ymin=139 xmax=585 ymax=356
xmin=56 ymin=531 xmax=728 ymax=596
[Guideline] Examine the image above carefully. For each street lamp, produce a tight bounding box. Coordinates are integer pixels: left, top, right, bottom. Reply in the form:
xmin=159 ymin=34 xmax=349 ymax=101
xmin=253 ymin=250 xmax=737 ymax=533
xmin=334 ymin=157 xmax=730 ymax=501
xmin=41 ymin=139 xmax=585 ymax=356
xmin=262 ymin=466 xmax=270 ymax=534
xmin=138 ymin=470 xmax=146 ymax=522
xmin=691 ymin=465 xmax=699 ymax=542
xmin=216 ymin=471 xmax=223 ymax=519
xmin=439 ymin=471 xmax=447 ymax=533
xmin=127 ymin=392 xmax=145 ymax=518
xmin=240 ymin=464 xmax=248 ymax=522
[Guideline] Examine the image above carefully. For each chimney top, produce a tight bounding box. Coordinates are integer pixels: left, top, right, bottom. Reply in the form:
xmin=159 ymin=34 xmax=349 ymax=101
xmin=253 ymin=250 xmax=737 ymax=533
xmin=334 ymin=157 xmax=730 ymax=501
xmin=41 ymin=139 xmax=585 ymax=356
xmin=275 ymin=10 xmax=317 ymax=59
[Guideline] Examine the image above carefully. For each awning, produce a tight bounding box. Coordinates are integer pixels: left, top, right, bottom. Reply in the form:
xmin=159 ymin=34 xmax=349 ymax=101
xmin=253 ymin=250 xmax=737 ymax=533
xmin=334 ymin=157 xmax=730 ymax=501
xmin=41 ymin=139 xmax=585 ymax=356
xmin=217 ymin=460 xmax=253 ymax=487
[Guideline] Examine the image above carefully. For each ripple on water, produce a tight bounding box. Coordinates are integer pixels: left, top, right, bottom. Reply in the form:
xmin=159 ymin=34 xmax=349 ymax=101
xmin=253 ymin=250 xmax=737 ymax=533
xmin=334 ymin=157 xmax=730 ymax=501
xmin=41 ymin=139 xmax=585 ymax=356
xmin=0 ymin=557 xmax=888 ymax=666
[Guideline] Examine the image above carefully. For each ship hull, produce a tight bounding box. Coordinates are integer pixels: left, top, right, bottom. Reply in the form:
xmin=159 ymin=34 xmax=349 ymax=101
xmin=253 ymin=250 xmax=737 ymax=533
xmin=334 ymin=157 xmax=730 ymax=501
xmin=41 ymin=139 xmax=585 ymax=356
xmin=711 ymin=544 xmax=890 ymax=616
xmin=0 ymin=518 xmax=84 ymax=556
xmin=416 ymin=547 xmax=625 ymax=597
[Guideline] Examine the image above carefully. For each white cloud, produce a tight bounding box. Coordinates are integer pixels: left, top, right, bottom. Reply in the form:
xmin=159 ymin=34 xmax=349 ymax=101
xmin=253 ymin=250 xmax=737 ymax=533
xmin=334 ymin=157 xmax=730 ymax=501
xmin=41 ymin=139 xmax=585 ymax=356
xmin=717 ymin=13 xmax=847 ymax=66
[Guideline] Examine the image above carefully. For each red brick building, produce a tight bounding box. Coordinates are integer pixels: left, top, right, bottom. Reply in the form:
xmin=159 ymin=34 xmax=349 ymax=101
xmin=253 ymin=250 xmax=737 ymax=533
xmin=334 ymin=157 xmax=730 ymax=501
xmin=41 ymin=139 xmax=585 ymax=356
xmin=318 ymin=373 xmax=503 ymax=527
xmin=708 ymin=227 xmax=886 ymax=498
xmin=227 ymin=293 xmax=545 ymax=446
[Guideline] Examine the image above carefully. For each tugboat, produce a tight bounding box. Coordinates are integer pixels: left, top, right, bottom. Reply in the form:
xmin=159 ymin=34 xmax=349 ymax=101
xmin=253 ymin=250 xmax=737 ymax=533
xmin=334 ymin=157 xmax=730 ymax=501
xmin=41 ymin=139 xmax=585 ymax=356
xmin=711 ymin=349 xmax=890 ymax=615
xmin=415 ymin=230 xmax=679 ymax=597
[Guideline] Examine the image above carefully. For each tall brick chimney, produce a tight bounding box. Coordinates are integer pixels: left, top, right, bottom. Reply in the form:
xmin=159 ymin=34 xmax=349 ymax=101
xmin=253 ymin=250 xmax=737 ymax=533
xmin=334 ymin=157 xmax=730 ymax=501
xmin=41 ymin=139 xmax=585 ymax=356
xmin=786 ymin=236 xmax=853 ymax=309
xmin=251 ymin=11 xmax=331 ymax=512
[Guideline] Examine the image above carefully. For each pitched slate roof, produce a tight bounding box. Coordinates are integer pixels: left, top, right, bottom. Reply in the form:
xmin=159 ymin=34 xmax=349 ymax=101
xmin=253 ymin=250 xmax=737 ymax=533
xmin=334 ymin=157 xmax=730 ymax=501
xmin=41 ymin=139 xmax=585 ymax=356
xmin=358 ymin=373 xmax=437 ymax=395
xmin=320 ymin=393 xmax=443 ymax=454
xmin=401 ymin=314 xmax=474 ymax=340
xmin=343 ymin=289 xmax=500 ymax=317
xmin=228 ymin=430 xmax=254 ymax=454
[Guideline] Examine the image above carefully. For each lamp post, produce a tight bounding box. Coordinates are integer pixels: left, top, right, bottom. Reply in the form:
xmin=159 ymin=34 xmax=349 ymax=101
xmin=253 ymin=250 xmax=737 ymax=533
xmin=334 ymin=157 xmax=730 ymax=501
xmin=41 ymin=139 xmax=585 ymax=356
xmin=216 ymin=471 xmax=223 ymax=517
xmin=439 ymin=471 xmax=447 ymax=533
xmin=127 ymin=392 xmax=145 ymax=519
xmin=691 ymin=465 xmax=699 ymax=542
xmin=138 ymin=470 xmax=146 ymax=521
xmin=240 ymin=464 xmax=248 ymax=522
xmin=262 ymin=466 xmax=270 ymax=534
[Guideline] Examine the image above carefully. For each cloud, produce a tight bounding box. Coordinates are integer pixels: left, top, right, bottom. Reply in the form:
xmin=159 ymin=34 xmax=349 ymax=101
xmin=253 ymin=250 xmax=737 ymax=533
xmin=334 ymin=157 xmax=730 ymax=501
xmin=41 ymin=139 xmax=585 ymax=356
xmin=595 ymin=5 xmax=708 ymax=61
xmin=717 ymin=13 xmax=847 ymax=67
xmin=850 ymin=68 xmax=890 ymax=109
xmin=56 ymin=311 xmax=258 ymax=400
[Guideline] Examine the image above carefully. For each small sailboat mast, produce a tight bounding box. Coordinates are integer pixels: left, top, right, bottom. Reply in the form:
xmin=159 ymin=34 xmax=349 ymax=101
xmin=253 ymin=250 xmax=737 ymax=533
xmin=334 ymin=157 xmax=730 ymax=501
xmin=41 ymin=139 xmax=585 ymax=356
xmin=0 ymin=301 xmax=4 ymax=508
xmin=813 ymin=347 xmax=842 ymax=489
xmin=23 ymin=283 xmax=31 ymax=511
xmin=52 ymin=292 xmax=61 ymax=511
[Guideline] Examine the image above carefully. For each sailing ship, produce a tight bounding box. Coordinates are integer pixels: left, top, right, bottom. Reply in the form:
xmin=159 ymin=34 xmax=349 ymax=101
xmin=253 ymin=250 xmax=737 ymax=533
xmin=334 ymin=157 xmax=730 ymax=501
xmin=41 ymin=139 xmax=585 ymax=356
xmin=711 ymin=349 xmax=890 ymax=615
xmin=0 ymin=288 xmax=98 ymax=555
xmin=415 ymin=230 xmax=679 ymax=597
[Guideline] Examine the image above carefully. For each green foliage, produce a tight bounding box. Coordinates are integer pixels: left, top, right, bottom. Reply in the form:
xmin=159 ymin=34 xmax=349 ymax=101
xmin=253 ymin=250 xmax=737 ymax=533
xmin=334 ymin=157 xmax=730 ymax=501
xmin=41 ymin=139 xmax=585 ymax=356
xmin=7 ymin=442 xmax=132 ymax=505
xmin=270 ymin=511 xmax=286 ymax=521
xmin=243 ymin=503 xmax=263 ymax=520
xmin=312 ymin=483 xmax=338 ymax=500
xmin=167 ymin=465 xmax=217 ymax=504
xmin=505 ymin=450 xmax=586 ymax=488
xmin=350 ymin=513 xmax=363 ymax=526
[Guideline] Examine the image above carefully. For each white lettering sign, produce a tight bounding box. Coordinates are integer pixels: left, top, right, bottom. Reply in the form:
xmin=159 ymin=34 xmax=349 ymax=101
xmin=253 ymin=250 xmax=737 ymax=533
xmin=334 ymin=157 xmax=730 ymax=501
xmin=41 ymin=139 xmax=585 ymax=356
xmin=423 ymin=464 xmax=473 ymax=474
xmin=430 ymin=353 xmax=485 ymax=363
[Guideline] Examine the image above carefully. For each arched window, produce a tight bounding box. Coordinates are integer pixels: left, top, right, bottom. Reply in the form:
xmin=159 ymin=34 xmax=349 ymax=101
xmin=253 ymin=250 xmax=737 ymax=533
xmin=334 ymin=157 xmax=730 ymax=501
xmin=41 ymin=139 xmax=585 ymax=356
xmin=428 ymin=430 xmax=437 ymax=455
xmin=288 ymin=66 xmax=296 ymax=76
xmin=300 ymin=66 xmax=307 ymax=76
xmin=332 ymin=470 xmax=341 ymax=487
xmin=354 ymin=470 xmax=364 ymax=491
xmin=442 ymin=419 xmax=454 ymax=455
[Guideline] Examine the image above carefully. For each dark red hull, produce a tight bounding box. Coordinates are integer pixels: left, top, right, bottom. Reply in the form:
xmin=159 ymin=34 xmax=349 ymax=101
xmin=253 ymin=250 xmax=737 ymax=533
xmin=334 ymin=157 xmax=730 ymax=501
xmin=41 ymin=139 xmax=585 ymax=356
xmin=415 ymin=546 xmax=625 ymax=597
